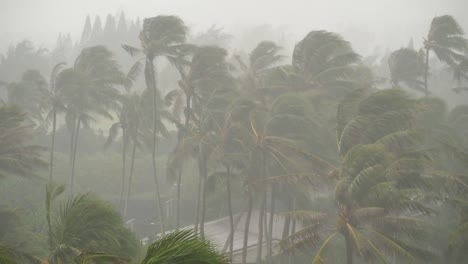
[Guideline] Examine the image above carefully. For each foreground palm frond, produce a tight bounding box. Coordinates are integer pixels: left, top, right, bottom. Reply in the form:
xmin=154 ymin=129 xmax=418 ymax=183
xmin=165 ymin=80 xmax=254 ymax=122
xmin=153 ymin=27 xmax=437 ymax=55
xmin=141 ymin=230 xmax=229 ymax=264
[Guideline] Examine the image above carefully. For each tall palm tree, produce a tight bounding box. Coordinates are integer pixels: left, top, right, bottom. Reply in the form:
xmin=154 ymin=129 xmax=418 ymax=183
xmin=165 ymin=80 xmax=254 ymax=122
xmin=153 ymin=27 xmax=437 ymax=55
xmin=42 ymin=62 xmax=67 ymax=182
xmin=123 ymin=15 xmax=189 ymax=235
xmin=423 ymin=15 xmax=468 ymax=96
xmin=106 ymin=93 xmax=146 ymax=217
xmin=104 ymin=63 xmax=143 ymax=213
xmin=166 ymin=45 xmax=237 ymax=236
xmin=57 ymin=45 xmax=124 ymax=194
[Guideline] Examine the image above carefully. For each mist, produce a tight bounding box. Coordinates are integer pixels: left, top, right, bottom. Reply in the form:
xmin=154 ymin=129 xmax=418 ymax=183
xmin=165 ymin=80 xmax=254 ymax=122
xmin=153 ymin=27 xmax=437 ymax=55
xmin=1 ymin=1 xmax=468 ymax=264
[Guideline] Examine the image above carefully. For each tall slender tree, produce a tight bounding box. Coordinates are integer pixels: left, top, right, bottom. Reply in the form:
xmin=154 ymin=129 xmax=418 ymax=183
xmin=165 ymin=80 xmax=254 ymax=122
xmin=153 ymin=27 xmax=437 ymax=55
xmin=57 ymin=45 xmax=123 ymax=194
xmin=122 ymin=15 xmax=189 ymax=235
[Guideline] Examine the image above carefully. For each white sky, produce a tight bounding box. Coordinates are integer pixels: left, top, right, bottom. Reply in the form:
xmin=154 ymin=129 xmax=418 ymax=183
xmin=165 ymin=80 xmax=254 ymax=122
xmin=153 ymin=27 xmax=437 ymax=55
xmin=1 ymin=0 xmax=467 ymax=54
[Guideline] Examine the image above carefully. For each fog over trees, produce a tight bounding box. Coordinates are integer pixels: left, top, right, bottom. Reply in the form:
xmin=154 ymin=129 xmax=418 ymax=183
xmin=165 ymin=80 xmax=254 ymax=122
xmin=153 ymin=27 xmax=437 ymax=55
xmin=1 ymin=1 xmax=468 ymax=264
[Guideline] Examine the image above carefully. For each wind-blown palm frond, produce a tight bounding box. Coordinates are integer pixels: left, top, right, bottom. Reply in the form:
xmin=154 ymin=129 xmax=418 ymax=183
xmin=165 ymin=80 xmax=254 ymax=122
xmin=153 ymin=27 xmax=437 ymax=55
xmin=141 ymin=229 xmax=229 ymax=264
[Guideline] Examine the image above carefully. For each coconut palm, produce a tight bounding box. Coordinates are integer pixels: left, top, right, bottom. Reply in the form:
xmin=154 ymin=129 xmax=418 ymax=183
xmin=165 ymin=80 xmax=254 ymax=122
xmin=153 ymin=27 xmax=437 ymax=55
xmin=122 ymin=15 xmax=189 ymax=235
xmin=388 ymin=48 xmax=425 ymax=92
xmin=292 ymin=31 xmax=361 ymax=93
xmin=45 ymin=183 xmax=139 ymax=264
xmin=225 ymin=93 xmax=334 ymax=264
xmin=57 ymin=45 xmax=124 ymax=194
xmin=104 ymin=63 xmax=143 ymax=213
xmin=423 ymin=15 xmax=468 ymax=95
xmin=235 ymin=41 xmax=285 ymax=95
xmin=105 ymin=92 xmax=146 ymax=217
xmin=166 ymin=45 xmax=237 ymax=236
xmin=0 ymin=105 xmax=46 ymax=178
xmin=42 ymin=62 xmax=67 ymax=182
xmin=282 ymin=89 xmax=438 ymax=264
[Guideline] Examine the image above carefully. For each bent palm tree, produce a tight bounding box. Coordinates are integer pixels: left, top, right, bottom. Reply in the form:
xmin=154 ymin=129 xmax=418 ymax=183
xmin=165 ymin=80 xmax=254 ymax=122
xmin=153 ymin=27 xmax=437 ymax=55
xmin=0 ymin=105 xmax=46 ymax=178
xmin=123 ymin=15 xmax=189 ymax=235
xmin=282 ymin=89 xmax=437 ymax=264
xmin=423 ymin=15 xmax=468 ymax=95
xmin=57 ymin=46 xmax=124 ymax=194
xmin=292 ymin=31 xmax=361 ymax=93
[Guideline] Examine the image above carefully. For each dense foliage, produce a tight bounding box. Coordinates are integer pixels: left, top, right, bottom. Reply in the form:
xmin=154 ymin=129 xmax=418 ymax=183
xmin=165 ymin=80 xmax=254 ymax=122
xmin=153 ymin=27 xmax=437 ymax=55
xmin=1 ymin=10 xmax=468 ymax=264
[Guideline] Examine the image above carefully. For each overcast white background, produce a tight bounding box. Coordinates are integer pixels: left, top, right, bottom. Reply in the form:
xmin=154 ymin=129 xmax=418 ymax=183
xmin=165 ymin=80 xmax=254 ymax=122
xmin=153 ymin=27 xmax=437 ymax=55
xmin=0 ymin=0 xmax=467 ymax=54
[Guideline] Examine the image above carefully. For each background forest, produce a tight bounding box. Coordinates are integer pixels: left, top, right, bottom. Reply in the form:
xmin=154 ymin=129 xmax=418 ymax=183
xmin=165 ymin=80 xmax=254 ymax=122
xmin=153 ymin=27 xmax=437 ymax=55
xmin=1 ymin=7 xmax=468 ymax=264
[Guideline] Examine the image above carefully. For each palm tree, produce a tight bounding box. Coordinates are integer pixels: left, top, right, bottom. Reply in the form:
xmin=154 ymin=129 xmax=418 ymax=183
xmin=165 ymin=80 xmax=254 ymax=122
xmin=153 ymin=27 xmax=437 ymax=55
xmin=106 ymin=93 xmax=146 ymax=217
xmin=42 ymin=62 xmax=67 ymax=182
xmin=141 ymin=229 xmax=229 ymax=264
xmin=292 ymin=31 xmax=361 ymax=93
xmin=57 ymin=45 xmax=124 ymax=194
xmin=166 ymin=45 xmax=237 ymax=236
xmin=388 ymin=48 xmax=425 ymax=92
xmin=282 ymin=89 xmax=437 ymax=264
xmin=423 ymin=15 xmax=468 ymax=96
xmin=104 ymin=63 xmax=143 ymax=213
xmin=0 ymin=105 xmax=46 ymax=178
xmin=122 ymin=15 xmax=189 ymax=235
xmin=45 ymin=183 xmax=139 ymax=264
xmin=6 ymin=69 xmax=47 ymax=126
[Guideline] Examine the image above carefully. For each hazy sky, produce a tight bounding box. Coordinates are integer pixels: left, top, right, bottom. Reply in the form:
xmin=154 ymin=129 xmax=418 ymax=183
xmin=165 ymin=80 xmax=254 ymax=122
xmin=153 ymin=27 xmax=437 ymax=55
xmin=1 ymin=0 xmax=467 ymax=54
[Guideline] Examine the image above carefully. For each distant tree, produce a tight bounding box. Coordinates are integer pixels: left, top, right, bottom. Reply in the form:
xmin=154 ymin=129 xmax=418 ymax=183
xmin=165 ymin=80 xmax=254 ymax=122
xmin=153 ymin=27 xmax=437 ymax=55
xmin=80 ymin=15 xmax=92 ymax=45
xmin=0 ymin=40 xmax=49 ymax=83
xmin=388 ymin=48 xmax=425 ymax=92
xmin=6 ymin=69 xmax=47 ymax=126
xmin=0 ymin=105 xmax=46 ymax=178
xmin=103 ymin=14 xmax=117 ymax=35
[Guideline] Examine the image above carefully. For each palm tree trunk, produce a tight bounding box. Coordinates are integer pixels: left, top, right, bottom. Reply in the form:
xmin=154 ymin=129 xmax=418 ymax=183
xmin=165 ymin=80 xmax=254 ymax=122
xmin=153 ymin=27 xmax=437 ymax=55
xmin=199 ymin=155 xmax=208 ymax=238
xmin=70 ymin=118 xmax=81 ymax=195
xmin=288 ymin=199 xmax=296 ymax=264
xmin=175 ymin=168 xmax=182 ymax=230
xmin=124 ymin=141 xmax=137 ymax=218
xmin=48 ymin=109 xmax=57 ymax=182
xmin=119 ymin=130 xmax=127 ymax=211
xmin=194 ymin=168 xmax=202 ymax=235
xmin=424 ymin=48 xmax=430 ymax=97
xmin=146 ymin=57 xmax=165 ymax=235
xmin=256 ymin=192 xmax=266 ymax=264
xmin=282 ymin=199 xmax=291 ymax=241
xmin=345 ymin=233 xmax=353 ymax=264
xmin=255 ymin=150 xmax=269 ymax=263
xmin=242 ymin=191 xmax=253 ymax=264
xmin=226 ymin=165 xmax=235 ymax=259
xmin=267 ymin=186 xmax=275 ymax=263
xmin=175 ymin=93 xmax=192 ymax=231
xmin=69 ymin=117 xmax=76 ymax=164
